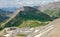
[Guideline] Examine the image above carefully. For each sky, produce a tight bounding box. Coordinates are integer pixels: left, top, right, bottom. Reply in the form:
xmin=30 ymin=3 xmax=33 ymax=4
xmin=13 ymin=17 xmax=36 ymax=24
xmin=0 ymin=0 xmax=60 ymax=8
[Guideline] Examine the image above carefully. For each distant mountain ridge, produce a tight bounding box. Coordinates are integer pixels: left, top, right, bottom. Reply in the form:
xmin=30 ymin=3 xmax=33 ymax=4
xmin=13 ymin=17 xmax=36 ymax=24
xmin=0 ymin=8 xmax=14 ymax=23
xmin=39 ymin=2 xmax=60 ymax=11
xmin=37 ymin=2 xmax=60 ymax=19
xmin=1 ymin=7 xmax=18 ymax=12
xmin=0 ymin=9 xmax=13 ymax=17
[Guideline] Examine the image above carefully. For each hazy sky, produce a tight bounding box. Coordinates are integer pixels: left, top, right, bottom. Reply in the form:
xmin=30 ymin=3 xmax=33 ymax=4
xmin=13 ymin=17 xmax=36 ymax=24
xmin=0 ymin=0 xmax=60 ymax=8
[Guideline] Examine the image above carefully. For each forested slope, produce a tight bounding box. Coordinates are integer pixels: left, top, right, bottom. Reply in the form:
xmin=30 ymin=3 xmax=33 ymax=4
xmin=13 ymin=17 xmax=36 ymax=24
xmin=2 ymin=7 xmax=52 ymax=29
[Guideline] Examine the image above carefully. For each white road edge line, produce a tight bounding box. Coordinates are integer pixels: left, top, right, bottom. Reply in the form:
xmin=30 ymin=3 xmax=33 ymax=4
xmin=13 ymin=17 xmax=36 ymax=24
xmin=34 ymin=26 xmax=54 ymax=37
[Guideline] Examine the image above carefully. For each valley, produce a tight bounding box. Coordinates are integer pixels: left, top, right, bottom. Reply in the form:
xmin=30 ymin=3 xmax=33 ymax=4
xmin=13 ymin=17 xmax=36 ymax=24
xmin=0 ymin=1 xmax=60 ymax=37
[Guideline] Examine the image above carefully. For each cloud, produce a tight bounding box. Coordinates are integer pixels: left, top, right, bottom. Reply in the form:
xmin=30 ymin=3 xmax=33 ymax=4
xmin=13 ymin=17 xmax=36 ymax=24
xmin=26 ymin=1 xmax=33 ymax=5
xmin=0 ymin=0 xmax=19 ymax=8
xmin=54 ymin=0 xmax=60 ymax=2
xmin=0 ymin=0 xmax=60 ymax=8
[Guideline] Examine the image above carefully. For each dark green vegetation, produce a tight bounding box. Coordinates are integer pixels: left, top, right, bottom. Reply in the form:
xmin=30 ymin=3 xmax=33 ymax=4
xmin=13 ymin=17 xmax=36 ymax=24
xmin=39 ymin=2 xmax=60 ymax=19
xmin=0 ymin=2 xmax=60 ymax=30
xmin=0 ymin=15 xmax=8 ymax=23
xmin=1 ymin=6 xmax=60 ymax=30
xmin=43 ymin=10 xmax=60 ymax=19
xmin=0 ymin=9 xmax=12 ymax=23
xmin=0 ymin=7 xmax=52 ymax=29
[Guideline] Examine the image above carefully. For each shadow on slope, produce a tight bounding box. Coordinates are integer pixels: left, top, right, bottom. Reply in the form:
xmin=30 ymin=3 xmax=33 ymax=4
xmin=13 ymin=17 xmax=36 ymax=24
xmin=0 ymin=15 xmax=8 ymax=23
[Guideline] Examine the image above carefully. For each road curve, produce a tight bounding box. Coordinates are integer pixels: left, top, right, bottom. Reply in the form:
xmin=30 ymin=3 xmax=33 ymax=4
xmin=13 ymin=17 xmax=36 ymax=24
xmin=28 ymin=18 xmax=60 ymax=37
xmin=41 ymin=18 xmax=60 ymax=37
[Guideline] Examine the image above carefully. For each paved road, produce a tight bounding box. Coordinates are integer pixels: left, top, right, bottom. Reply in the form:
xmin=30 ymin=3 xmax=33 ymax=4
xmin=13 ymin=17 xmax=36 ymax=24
xmin=41 ymin=18 xmax=60 ymax=37
xmin=28 ymin=23 xmax=54 ymax=37
xmin=28 ymin=18 xmax=60 ymax=37
xmin=34 ymin=25 xmax=54 ymax=37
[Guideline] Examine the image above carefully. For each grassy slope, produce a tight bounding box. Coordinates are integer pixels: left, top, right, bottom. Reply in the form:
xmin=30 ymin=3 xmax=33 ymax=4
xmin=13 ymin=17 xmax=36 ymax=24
xmin=43 ymin=10 xmax=60 ymax=19
xmin=0 ymin=7 xmax=52 ymax=30
xmin=19 ymin=20 xmax=49 ymax=28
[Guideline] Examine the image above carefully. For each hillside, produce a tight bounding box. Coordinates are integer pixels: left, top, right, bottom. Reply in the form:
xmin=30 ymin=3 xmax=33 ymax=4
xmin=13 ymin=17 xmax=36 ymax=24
xmin=0 ymin=9 xmax=13 ymax=17
xmin=0 ymin=9 xmax=10 ymax=23
xmin=0 ymin=15 xmax=8 ymax=23
xmin=1 ymin=1 xmax=60 ymax=30
xmin=39 ymin=2 xmax=60 ymax=11
xmin=38 ymin=2 xmax=60 ymax=19
xmin=1 ymin=6 xmax=52 ymax=29
xmin=0 ymin=8 xmax=14 ymax=23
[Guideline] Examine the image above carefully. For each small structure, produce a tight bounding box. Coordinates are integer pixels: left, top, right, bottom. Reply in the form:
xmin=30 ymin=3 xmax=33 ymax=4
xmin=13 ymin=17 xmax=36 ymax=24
xmin=4 ymin=27 xmax=35 ymax=37
xmin=4 ymin=27 xmax=19 ymax=37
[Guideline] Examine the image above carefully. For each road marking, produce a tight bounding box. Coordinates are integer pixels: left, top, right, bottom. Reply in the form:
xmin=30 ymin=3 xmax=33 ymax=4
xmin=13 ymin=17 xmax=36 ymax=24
xmin=35 ymin=25 xmax=54 ymax=37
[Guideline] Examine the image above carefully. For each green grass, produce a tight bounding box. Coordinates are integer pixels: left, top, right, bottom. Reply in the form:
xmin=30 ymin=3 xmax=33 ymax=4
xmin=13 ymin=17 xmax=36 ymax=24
xmin=19 ymin=20 xmax=49 ymax=28
xmin=43 ymin=9 xmax=60 ymax=19
xmin=0 ymin=7 xmax=53 ymax=30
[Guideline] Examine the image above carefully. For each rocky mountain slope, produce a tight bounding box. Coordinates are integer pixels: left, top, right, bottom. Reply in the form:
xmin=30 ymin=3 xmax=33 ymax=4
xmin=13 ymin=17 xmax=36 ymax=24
xmin=38 ymin=2 xmax=60 ymax=19
xmin=39 ymin=2 xmax=60 ymax=11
